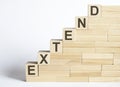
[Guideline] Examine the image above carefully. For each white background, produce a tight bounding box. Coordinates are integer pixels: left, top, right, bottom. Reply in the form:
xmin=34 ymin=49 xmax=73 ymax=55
xmin=0 ymin=0 xmax=120 ymax=87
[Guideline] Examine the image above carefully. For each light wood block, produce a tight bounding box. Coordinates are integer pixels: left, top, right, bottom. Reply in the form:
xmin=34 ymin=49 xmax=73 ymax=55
xmin=82 ymin=53 xmax=113 ymax=65
xmin=102 ymin=65 xmax=120 ymax=71
xmin=114 ymin=54 xmax=120 ymax=65
xmin=82 ymin=53 xmax=113 ymax=59
xmin=108 ymin=36 xmax=120 ymax=42
xmin=88 ymin=5 xmax=101 ymax=17
xmin=75 ymin=16 xmax=88 ymax=29
xmin=108 ymin=29 xmax=120 ymax=36
xmin=102 ymin=71 xmax=120 ymax=76
xmin=63 ymin=48 xmax=95 ymax=54
xmin=71 ymin=71 xmax=101 ymax=77
xmin=95 ymin=42 xmax=120 ymax=48
xmin=76 ymin=34 xmax=107 ymax=42
xmin=76 ymin=29 xmax=107 ymax=35
xmin=26 ymin=76 xmax=56 ymax=82
xmin=26 ymin=76 xmax=88 ymax=82
xmin=82 ymin=59 xmax=113 ymax=65
xmin=50 ymin=59 xmax=81 ymax=65
xmin=63 ymin=28 xmax=75 ymax=41
xmin=56 ymin=76 xmax=88 ymax=82
xmin=50 ymin=53 xmax=81 ymax=59
xmin=38 ymin=50 xmax=50 ymax=65
xmin=88 ymin=24 xmax=109 ymax=30
xmin=89 ymin=77 xmax=120 ymax=82
xmin=63 ymin=41 xmax=95 ymax=48
xmin=26 ymin=61 xmax=38 ymax=77
xmin=95 ymin=48 xmax=120 ymax=53
xmin=89 ymin=17 xmax=120 ymax=24
xmin=102 ymin=6 xmax=120 ymax=17
xmin=39 ymin=71 xmax=70 ymax=77
xmin=39 ymin=65 xmax=70 ymax=71
xmin=50 ymin=54 xmax=81 ymax=65
xmin=71 ymin=65 xmax=101 ymax=71
xmin=50 ymin=39 xmax=62 ymax=54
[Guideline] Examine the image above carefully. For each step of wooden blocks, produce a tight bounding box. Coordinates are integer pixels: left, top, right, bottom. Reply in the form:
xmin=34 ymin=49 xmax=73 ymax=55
xmin=26 ymin=5 xmax=120 ymax=82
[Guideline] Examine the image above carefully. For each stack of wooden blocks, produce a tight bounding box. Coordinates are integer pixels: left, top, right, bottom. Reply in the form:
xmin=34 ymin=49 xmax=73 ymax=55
xmin=26 ymin=5 xmax=120 ymax=82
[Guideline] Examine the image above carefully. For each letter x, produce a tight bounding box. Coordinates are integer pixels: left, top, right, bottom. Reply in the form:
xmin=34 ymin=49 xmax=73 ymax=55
xmin=40 ymin=54 xmax=48 ymax=64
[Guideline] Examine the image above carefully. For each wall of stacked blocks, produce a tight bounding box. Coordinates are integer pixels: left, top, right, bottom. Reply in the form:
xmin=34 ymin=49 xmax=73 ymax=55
xmin=26 ymin=5 xmax=120 ymax=82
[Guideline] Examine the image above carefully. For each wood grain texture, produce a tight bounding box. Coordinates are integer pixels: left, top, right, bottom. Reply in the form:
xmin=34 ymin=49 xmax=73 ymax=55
xmin=102 ymin=65 xmax=120 ymax=71
xmin=71 ymin=65 xmax=101 ymax=71
xmin=82 ymin=59 xmax=113 ymax=65
xmin=102 ymin=6 xmax=120 ymax=17
xmin=70 ymin=71 xmax=101 ymax=77
xmin=89 ymin=17 xmax=120 ymax=24
xmin=89 ymin=77 xmax=120 ymax=82
xmin=82 ymin=53 xmax=113 ymax=59
xmin=102 ymin=71 xmax=120 ymax=76
xmin=56 ymin=76 xmax=89 ymax=82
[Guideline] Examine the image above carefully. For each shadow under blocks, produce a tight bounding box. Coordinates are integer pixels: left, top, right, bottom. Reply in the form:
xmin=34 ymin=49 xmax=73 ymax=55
xmin=26 ymin=5 xmax=120 ymax=82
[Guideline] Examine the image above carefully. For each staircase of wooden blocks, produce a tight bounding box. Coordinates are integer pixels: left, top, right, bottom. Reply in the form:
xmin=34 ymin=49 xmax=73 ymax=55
xmin=26 ymin=5 xmax=120 ymax=82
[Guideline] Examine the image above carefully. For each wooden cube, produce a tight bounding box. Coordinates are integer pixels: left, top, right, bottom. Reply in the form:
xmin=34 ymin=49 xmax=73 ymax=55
xmin=88 ymin=5 xmax=101 ymax=17
xmin=50 ymin=39 xmax=62 ymax=54
xmin=63 ymin=28 xmax=75 ymax=41
xmin=26 ymin=61 xmax=38 ymax=77
xmin=75 ymin=16 xmax=88 ymax=29
xmin=38 ymin=51 xmax=50 ymax=65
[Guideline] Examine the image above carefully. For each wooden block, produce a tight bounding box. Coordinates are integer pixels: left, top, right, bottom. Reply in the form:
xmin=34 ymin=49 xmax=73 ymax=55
xmin=39 ymin=65 xmax=70 ymax=71
xmin=70 ymin=71 xmax=101 ymax=77
xmin=82 ymin=59 xmax=113 ymax=65
xmin=102 ymin=6 xmax=120 ymax=17
xmin=38 ymin=50 xmax=50 ymax=65
xmin=50 ymin=39 xmax=62 ymax=54
xmin=26 ymin=76 xmax=56 ymax=82
xmin=88 ymin=24 xmax=109 ymax=30
xmin=50 ymin=53 xmax=82 ymax=59
xmin=82 ymin=53 xmax=113 ymax=65
xmin=71 ymin=65 xmax=101 ymax=71
xmin=89 ymin=17 xmax=120 ymax=25
xmin=39 ymin=71 xmax=70 ymax=77
xmin=76 ymin=29 xmax=107 ymax=35
xmin=63 ymin=41 xmax=95 ymax=48
xmin=102 ymin=71 xmax=120 ymax=76
xmin=108 ymin=36 xmax=120 ymax=42
xmin=95 ymin=48 xmax=120 ymax=53
xmin=50 ymin=59 xmax=71 ymax=65
xmin=89 ymin=77 xmax=120 ymax=82
xmin=108 ymin=29 xmax=120 ymax=36
xmin=26 ymin=61 xmax=38 ymax=77
xmin=82 ymin=53 xmax=113 ymax=59
xmin=95 ymin=42 xmax=120 ymax=48
xmin=88 ymin=5 xmax=101 ymax=17
xmin=102 ymin=65 xmax=120 ymax=71
xmin=114 ymin=54 xmax=120 ymax=65
xmin=75 ymin=16 xmax=88 ymax=29
xmin=63 ymin=48 xmax=95 ymax=54
xmin=76 ymin=34 xmax=107 ymax=42
xmin=63 ymin=28 xmax=75 ymax=41
xmin=50 ymin=54 xmax=81 ymax=65
xmin=56 ymin=76 xmax=88 ymax=82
